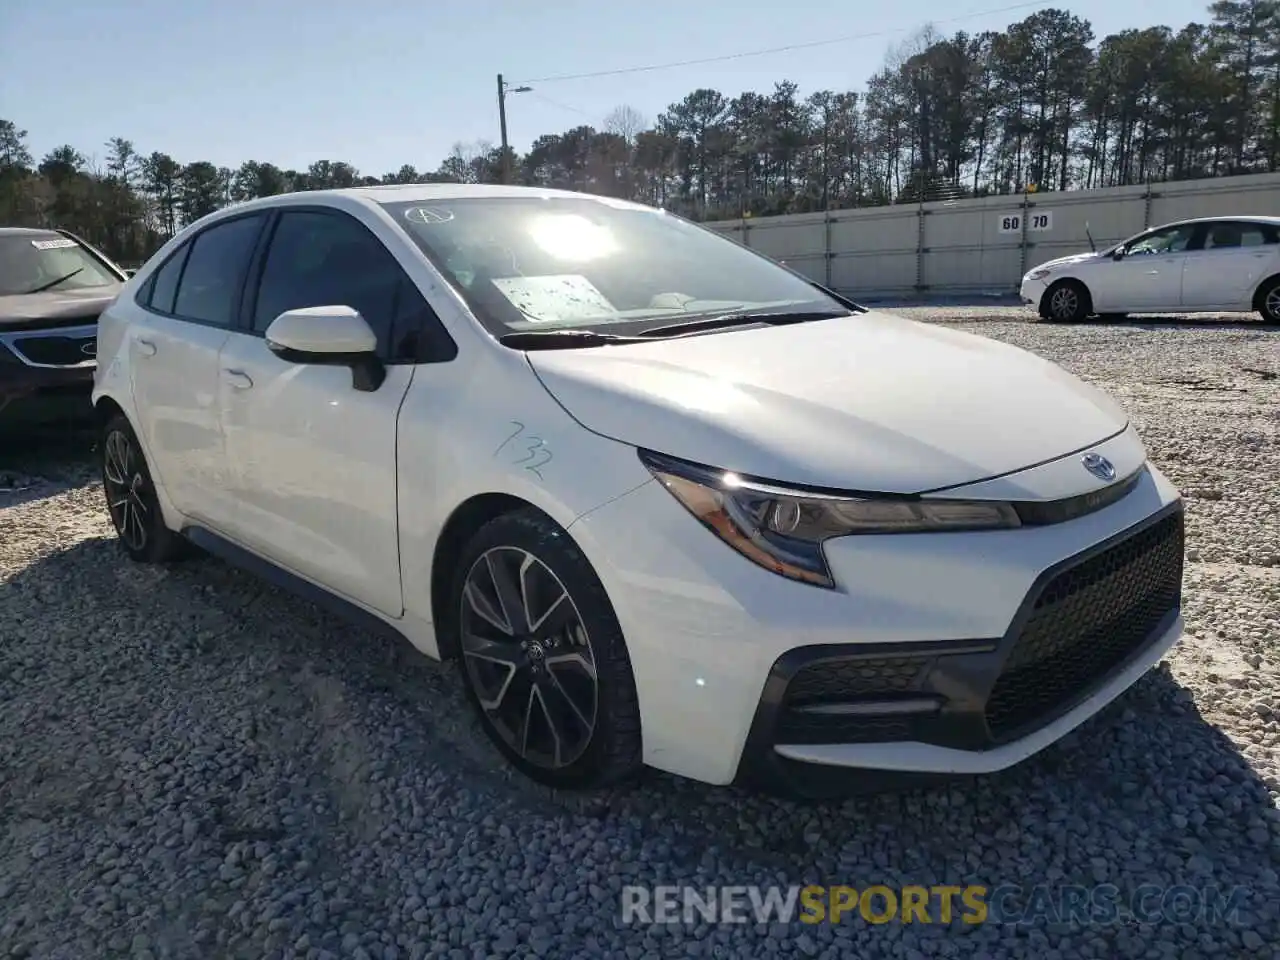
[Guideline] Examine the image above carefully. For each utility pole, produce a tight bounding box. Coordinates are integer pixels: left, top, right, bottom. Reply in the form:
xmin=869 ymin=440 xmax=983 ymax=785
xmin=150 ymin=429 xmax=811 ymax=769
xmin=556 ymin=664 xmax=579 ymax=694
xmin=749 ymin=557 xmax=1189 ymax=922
xmin=496 ymin=74 xmax=532 ymax=185
xmin=497 ymin=74 xmax=509 ymax=184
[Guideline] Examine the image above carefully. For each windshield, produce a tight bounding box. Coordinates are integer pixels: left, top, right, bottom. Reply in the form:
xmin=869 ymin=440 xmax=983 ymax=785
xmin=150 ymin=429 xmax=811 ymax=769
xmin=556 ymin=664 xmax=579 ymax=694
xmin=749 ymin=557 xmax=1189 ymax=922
xmin=379 ymin=196 xmax=848 ymax=337
xmin=0 ymin=234 xmax=122 ymax=296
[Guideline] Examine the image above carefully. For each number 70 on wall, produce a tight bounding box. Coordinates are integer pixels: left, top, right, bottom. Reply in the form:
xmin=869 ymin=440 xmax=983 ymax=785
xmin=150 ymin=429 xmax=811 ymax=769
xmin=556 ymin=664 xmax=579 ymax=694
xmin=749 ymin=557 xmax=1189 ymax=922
xmin=998 ymin=211 xmax=1053 ymax=234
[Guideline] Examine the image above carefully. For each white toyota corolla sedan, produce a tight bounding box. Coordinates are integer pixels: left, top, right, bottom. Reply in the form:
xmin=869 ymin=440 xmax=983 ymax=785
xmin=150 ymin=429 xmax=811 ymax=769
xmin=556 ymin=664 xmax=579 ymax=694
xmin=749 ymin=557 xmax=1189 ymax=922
xmin=1021 ymin=215 xmax=1280 ymax=324
xmin=92 ymin=185 xmax=1185 ymax=798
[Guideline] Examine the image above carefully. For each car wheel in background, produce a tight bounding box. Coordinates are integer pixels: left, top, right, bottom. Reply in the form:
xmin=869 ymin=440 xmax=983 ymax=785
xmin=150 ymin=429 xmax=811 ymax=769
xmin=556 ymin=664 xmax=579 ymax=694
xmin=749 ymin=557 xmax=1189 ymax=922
xmin=1040 ymin=279 xmax=1092 ymax=322
xmin=449 ymin=507 xmax=643 ymax=790
xmin=101 ymin=413 xmax=189 ymax=563
xmin=1257 ymin=276 xmax=1280 ymax=325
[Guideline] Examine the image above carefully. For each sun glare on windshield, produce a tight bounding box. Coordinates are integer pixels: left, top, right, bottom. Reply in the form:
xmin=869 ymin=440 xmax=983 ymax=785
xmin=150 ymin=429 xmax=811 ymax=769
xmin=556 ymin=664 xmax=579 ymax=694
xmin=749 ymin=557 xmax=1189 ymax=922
xmin=527 ymin=214 xmax=619 ymax=263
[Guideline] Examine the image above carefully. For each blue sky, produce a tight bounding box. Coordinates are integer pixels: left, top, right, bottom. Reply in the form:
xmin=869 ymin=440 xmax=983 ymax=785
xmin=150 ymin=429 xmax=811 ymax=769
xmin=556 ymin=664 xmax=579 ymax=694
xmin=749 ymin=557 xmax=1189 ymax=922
xmin=3 ymin=0 xmax=1211 ymax=178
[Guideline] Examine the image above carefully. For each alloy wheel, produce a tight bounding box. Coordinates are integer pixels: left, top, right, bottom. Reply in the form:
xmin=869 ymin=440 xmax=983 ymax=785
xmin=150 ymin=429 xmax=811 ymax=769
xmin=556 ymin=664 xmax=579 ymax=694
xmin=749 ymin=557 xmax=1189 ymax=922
xmin=1266 ymin=286 xmax=1280 ymax=320
xmin=103 ymin=429 xmax=149 ymax=552
xmin=1049 ymin=286 xmax=1079 ymax=320
xmin=459 ymin=546 xmax=598 ymax=770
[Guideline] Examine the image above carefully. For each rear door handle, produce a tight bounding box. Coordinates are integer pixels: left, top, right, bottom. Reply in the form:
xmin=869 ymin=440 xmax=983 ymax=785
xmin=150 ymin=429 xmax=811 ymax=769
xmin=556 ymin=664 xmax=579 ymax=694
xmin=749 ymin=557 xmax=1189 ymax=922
xmin=222 ymin=368 xmax=253 ymax=390
xmin=136 ymin=338 xmax=157 ymax=357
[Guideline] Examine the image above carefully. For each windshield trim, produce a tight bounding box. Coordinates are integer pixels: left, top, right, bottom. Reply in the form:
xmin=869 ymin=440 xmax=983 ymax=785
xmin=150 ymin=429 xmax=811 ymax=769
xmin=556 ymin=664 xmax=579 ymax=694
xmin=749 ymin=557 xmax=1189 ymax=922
xmin=379 ymin=195 xmax=857 ymax=345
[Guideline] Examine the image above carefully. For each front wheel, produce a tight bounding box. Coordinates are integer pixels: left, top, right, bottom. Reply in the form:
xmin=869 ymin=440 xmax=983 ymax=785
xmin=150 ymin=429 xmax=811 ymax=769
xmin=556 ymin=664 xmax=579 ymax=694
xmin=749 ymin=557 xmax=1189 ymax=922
xmin=101 ymin=414 xmax=189 ymax=563
xmin=1040 ymin=280 xmax=1092 ymax=322
xmin=1258 ymin=277 xmax=1280 ymax=325
xmin=449 ymin=508 xmax=643 ymax=790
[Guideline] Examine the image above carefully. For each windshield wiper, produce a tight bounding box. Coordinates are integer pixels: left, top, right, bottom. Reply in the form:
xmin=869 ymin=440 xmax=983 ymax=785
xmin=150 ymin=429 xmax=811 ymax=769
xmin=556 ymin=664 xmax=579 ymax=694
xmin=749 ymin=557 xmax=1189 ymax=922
xmin=25 ymin=267 xmax=85 ymax=294
xmin=637 ymin=309 xmax=850 ymax=339
xmin=498 ymin=329 xmax=651 ymax=350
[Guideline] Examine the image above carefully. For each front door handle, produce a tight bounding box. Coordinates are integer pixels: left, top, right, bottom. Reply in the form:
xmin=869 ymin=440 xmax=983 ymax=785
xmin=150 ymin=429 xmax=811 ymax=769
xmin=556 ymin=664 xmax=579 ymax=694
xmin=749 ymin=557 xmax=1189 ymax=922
xmin=222 ymin=369 xmax=253 ymax=390
xmin=136 ymin=338 xmax=157 ymax=357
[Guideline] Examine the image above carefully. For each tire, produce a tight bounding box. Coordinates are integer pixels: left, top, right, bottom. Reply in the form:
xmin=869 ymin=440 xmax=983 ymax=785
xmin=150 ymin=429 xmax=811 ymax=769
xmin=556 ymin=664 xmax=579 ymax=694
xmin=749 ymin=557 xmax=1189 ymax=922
xmin=1258 ymin=276 xmax=1280 ymax=325
xmin=448 ymin=507 xmax=643 ymax=790
xmin=100 ymin=413 xmax=189 ymax=563
xmin=1040 ymin=279 xmax=1092 ymax=322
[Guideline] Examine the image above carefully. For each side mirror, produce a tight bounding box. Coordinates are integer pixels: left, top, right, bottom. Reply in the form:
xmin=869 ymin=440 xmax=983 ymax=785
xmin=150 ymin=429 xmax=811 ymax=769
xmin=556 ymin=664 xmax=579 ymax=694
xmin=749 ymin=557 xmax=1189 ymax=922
xmin=264 ymin=305 xmax=386 ymax=392
xmin=1111 ymin=248 xmax=1126 ymax=261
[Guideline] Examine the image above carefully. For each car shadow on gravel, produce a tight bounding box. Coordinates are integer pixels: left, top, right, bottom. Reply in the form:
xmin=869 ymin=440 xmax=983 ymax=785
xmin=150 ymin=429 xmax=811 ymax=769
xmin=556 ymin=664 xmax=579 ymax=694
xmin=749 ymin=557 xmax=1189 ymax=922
xmin=3 ymin=535 xmax=1277 ymax=957
xmin=1061 ymin=315 xmax=1272 ymax=332
xmin=0 ymin=423 xmax=96 ymax=508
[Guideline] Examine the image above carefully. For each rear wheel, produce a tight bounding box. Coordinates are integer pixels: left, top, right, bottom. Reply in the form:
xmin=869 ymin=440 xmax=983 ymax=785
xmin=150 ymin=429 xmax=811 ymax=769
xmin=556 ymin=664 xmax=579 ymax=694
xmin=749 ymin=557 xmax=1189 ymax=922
xmin=1258 ymin=277 xmax=1280 ymax=325
xmin=101 ymin=414 xmax=189 ymax=563
xmin=449 ymin=508 xmax=643 ymax=790
xmin=1040 ymin=279 xmax=1092 ymax=322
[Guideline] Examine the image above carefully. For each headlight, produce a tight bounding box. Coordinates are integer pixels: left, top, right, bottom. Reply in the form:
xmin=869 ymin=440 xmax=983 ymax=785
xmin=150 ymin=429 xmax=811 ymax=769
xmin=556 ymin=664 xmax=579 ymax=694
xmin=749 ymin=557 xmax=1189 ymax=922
xmin=638 ymin=451 xmax=1022 ymax=589
xmin=1028 ymin=268 xmax=1052 ymax=280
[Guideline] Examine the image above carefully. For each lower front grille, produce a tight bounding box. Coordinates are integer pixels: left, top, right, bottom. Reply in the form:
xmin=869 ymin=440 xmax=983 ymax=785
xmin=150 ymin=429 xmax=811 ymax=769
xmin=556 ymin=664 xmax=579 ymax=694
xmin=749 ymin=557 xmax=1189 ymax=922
xmin=985 ymin=511 xmax=1184 ymax=741
xmin=13 ymin=333 xmax=97 ymax=367
xmin=777 ymin=653 xmax=941 ymax=744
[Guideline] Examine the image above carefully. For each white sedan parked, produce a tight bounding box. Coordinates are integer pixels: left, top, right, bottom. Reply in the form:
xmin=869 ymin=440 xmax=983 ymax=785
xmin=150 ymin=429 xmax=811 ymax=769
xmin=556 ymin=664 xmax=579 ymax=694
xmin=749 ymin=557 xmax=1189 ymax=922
xmin=93 ymin=184 xmax=1185 ymax=798
xmin=1021 ymin=216 xmax=1280 ymax=323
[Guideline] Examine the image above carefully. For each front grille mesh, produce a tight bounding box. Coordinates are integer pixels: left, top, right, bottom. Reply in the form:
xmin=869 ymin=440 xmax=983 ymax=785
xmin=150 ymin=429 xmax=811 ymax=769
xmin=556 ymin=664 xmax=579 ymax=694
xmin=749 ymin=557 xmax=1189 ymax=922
xmin=785 ymin=655 xmax=932 ymax=706
xmin=985 ymin=511 xmax=1184 ymax=741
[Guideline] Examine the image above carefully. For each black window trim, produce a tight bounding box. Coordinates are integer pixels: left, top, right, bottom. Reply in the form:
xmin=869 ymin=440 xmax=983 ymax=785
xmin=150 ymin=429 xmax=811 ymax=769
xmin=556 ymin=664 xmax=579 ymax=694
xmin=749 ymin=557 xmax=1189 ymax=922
xmin=135 ymin=210 xmax=270 ymax=330
xmin=237 ymin=203 xmax=457 ymax=365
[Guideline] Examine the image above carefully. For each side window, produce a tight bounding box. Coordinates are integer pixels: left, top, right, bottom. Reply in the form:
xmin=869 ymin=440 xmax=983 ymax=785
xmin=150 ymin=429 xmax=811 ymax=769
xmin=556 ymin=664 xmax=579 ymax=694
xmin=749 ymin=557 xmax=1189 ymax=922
xmin=142 ymin=243 xmax=190 ymax=314
xmin=1127 ymin=225 xmax=1195 ymax=256
xmin=252 ymin=210 xmax=406 ymax=355
xmin=172 ymin=215 xmax=267 ymax=327
xmin=1204 ymin=222 xmax=1268 ymax=249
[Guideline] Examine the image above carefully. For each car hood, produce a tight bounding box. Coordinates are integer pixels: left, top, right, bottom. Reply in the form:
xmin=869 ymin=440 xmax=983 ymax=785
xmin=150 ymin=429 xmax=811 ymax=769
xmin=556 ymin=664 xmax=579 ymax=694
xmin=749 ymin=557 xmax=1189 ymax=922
xmin=1032 ymin=251 xmax=1105 ymax=273
xmin=0 ymin=285 xmax=122 ymax=329
xmin=526 ymin=310 xmax=1130 ymax=494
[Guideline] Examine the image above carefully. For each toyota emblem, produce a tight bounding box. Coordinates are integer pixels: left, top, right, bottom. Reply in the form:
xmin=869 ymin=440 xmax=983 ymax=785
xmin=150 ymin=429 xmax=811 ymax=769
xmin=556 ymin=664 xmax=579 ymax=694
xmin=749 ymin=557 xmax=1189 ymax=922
xmin=1082 ymin=453 xmax=1116 ymax=481
xmin=80 ymin=341 xmax=96 ymax=358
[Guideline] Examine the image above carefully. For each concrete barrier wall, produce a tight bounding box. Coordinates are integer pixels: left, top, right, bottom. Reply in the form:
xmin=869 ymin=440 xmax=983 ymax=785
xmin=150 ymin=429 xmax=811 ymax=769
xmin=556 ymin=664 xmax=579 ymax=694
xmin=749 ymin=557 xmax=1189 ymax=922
xmin=706 ymin=172 xmax=1280 ymax=298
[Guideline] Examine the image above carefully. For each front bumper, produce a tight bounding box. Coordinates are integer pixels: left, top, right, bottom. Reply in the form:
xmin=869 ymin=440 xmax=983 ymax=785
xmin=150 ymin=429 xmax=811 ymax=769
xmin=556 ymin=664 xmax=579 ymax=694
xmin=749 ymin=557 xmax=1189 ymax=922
xmin=734 ymin=502 xmax=1184 ymax=798
xmin=0 ymin=323 xmax=97 ymax=412
xmin=1020 ymin=275 xmax=1048 ymax=308
xmin=567 ymin=433 xmax=1185 ymax=793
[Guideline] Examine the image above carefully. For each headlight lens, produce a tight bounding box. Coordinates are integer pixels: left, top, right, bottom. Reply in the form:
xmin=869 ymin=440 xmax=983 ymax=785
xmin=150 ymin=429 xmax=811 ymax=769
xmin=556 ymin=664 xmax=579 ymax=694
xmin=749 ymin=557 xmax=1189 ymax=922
xmin=1028 ymin=268 xmax=1052 ymax=280
xmin=639 ymin=451 xmax=1021 ymax=589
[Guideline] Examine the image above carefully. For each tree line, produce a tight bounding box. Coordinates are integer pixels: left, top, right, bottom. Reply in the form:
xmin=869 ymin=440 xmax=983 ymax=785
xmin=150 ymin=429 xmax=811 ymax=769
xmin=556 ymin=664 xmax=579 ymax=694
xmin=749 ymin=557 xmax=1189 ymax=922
xmin=1 ymin=2 xmax=1277 ymax=266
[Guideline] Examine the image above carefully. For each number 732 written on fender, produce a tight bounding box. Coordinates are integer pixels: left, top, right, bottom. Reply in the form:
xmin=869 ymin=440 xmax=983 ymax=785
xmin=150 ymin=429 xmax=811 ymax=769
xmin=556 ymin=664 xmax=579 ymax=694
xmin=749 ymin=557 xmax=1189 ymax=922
xmin=998 ymin=211 xmax=1052 ymax=233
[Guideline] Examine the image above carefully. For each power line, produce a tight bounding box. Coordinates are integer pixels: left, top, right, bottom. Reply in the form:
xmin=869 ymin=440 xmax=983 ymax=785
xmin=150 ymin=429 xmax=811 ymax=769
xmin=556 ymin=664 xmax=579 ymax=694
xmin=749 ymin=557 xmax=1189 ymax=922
xmin=525 ymin=91 xmax=596 ymax=120
xmin=514 ymin=0 xmax=1049 ymax=85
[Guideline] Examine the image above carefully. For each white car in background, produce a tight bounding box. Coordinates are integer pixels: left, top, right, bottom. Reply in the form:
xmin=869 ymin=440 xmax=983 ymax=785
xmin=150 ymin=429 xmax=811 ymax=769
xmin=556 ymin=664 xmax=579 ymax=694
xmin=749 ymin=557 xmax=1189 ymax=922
xmin=92 ymin=185 xmax=1185 ymax=798
xmin=1022 ymin=216 xmax=1280 ymax=324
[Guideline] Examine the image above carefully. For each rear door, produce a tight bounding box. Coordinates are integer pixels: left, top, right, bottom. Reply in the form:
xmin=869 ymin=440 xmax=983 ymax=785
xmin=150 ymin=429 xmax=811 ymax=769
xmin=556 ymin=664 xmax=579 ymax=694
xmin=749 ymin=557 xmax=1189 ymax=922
xmin=215 ymin=206 xmax=446 ymax=616
xmin=1180 ymin=220 xmax=1280 ymax=310
xmin=127 ymin=213 xmax=267 ymax=529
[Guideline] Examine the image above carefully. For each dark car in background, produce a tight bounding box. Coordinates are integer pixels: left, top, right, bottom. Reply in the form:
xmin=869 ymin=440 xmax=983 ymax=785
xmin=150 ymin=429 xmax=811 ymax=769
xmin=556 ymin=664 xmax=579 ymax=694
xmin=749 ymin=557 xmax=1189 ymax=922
xmin=1 ymin=227 xmax=128 ymax=432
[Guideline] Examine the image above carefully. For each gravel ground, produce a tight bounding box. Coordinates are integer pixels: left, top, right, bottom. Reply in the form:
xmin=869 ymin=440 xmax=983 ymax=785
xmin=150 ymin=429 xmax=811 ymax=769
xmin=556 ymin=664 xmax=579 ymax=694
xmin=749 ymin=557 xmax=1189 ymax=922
xmin=2 ymin=305 xmax=1279 ymax=960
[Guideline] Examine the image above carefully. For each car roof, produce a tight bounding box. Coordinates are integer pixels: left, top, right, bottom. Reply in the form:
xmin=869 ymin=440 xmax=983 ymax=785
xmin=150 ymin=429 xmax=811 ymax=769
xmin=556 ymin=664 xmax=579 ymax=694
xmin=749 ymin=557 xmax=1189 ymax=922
xmin=1159 ymin=215 xmax=1280 ymax=228
xmin=207 ymin=183 xmax=650 ymax=221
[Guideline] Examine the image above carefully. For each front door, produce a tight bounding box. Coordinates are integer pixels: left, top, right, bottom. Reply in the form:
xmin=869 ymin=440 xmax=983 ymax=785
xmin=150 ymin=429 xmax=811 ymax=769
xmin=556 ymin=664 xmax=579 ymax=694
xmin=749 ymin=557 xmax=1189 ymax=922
xmin=1093 ymin=222 xmax=1199 ymax=312
xmin=217 ymin=207 xmax=425 ymax=617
